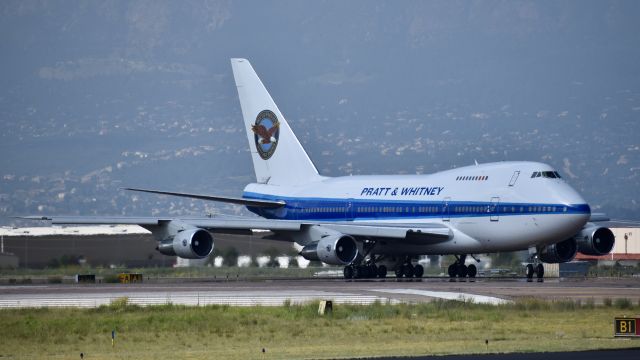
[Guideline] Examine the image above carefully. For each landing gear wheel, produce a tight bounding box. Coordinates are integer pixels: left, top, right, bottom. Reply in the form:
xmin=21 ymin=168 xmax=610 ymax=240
xmin=368 ymin=264 xmax=378 ymax=279
xmin=525 ymin=264 xmax=534 ymax=280
xmin=413 ymin=264 xmax=424 ymax=278
xmin=395 ymin=267 xmax=404 ymax=278
xmin=536 ymin=264 xmax=544 ymax=280
xmin=467 ymin=264 xmax=477 ymax=278
xmin=457 ymin=264 xmax=468 ymax=278
xmin=448 ymin=263 xmax=457 ymax=278
xmin=403 ymin=264 xmax=414 ymax=278
xmin=377 ymin=265 xmax=387 ymax=278
xmin=343 ymin=266 xmax=354 ymax=279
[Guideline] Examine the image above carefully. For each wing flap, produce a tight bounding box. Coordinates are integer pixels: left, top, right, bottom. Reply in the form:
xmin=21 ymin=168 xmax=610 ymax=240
xmin=320 ymin=222 xmax=452 ymax=243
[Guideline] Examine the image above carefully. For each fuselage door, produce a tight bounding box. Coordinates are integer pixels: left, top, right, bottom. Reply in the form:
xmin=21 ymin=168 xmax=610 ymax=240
xmin=442 ymin=197 xmax=451 ymax=222
xmin=489 ymin=197 xmax=500 ymax=222
xmin=508 ymin=171 xmax=520 ymax=187
xmin=346 ymin=199 xmax=354 ymax=220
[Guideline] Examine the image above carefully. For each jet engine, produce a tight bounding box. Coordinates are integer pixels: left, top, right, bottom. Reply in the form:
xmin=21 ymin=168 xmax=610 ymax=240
xmin=538 ymin=238 xmax=577 ymax=263
xmin=575 ymin=225 xmax=615 ymax=256
xmin=299 ymin=234 xmax=358 ymax=265
xmin=157 ymin=228 xmax=214 ymax=259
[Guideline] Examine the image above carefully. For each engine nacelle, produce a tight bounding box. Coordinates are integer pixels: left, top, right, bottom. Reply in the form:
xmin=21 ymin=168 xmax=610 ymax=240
xmin=575 ymin=225 xmax=615 ymax=256
xmin=157 ymin=228 xmax=214 ymax=259
xmin=538 ymin=238 xmax=577 ymax=263
xmin=299 ymin=234 xmax=358 ymax=265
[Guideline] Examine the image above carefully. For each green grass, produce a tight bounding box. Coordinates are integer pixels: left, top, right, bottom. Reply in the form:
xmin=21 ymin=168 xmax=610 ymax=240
xmin=1 ymin=299 xmax=639 ymax=359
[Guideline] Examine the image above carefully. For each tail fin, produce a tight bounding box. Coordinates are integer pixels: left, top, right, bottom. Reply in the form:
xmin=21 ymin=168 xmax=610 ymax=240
xmin=231 ymin=58 xmax=322 ymax=185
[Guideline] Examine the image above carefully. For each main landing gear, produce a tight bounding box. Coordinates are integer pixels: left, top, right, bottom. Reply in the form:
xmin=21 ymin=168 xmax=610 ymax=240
xmin=447 ymin=254 xmax=477 ymax=279
xmin=393 ymin=258 xmax=424 ymax=279
xmin=343 ymin=262 xmax=387 ymax=279
xmin=343 ymin=241 xmax=389 ymax=279
xmin=343 ymin=256 xmax=423 ymax=280
xmin=525 ymin=255 xmax=544 ymax=282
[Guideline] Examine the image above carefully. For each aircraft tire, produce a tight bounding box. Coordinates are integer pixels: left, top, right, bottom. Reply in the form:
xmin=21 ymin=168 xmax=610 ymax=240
xmin=343 ymin=266 xmax=354 ymax=279
xmin=448 ymin=264 xmax=457 ymax=278
xmin=467 ymin=264 xmax=477 ymax=278
xmin=368 ymin=265 xmax=378 ymax=279
xmin=413 ymin=264 xmax=424 ymax=278
xmin=377 ymin=265 xmax=387 ymax=278
xmin=403 ymin=264 xmax=414 ymax=278
xmin=457 ymin=264 xmax=468 ymax=278
xmin=536 ymin=264 xmax=544 ymax=279
xmin=395 ymin=267 xmax=403 ymax=278
xmin=525 ymin=264 xmax=534 ymax=279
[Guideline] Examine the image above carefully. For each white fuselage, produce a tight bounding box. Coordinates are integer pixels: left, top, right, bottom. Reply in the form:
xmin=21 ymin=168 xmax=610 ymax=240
xmin=243 ymin=161 xmax=590 ymax=255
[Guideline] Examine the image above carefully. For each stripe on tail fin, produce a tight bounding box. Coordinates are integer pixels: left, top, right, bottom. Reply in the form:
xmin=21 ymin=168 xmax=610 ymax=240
xmin=231 ymin=58 xmax=322 ymax=186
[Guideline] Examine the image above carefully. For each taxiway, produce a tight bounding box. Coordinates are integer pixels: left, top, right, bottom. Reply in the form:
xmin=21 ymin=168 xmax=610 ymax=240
xmin=1 ymin=277 xmax=638 ymax=308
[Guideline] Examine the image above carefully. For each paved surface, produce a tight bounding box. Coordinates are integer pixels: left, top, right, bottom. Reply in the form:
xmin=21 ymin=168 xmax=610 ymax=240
xmin=1 ymin=277 xmax=639 ymax=308
xmin=370 ymin=348 xmax=640 ymax=360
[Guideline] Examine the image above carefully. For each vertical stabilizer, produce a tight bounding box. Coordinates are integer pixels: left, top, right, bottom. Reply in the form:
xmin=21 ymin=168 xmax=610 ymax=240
xmin=231 ymin=58 xmax=322 ymax=185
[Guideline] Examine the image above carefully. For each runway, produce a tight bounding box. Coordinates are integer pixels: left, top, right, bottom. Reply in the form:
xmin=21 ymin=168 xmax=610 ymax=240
xmin=374 ymin=348 xmax=640 ymax=360
xmin=1 ymin=277 xmax=639 ymax=308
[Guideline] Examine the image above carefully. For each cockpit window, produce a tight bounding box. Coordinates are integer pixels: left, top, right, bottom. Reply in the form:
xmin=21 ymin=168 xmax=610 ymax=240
xmin=532 ymin=171 xmax=562 ymax=179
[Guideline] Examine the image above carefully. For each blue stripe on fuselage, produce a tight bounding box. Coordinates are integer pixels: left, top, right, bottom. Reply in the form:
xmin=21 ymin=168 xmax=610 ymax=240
xmin=242 ymin=191 xmax=590 ymax=221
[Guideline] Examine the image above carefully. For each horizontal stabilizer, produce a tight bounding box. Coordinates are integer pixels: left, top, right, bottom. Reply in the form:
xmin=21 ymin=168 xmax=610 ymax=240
xmin=122 ymin=188 xmax=285 ymax=208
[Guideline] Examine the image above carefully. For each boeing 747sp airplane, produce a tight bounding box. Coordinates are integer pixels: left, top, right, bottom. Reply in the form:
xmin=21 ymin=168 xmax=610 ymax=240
xmin=26 ymin=58 xmax=615 ymax=280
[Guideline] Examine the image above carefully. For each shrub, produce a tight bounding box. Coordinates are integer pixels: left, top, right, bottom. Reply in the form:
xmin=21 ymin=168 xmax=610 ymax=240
xmin=614 ymin=298 xmax=632 ymax=310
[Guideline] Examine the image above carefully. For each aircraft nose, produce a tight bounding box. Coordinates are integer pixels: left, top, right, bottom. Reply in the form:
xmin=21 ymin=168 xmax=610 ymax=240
xmin=551 ymin=181 xmax=588 ymax=207
xmin=553 ymin=182 xmax=591 ymax=226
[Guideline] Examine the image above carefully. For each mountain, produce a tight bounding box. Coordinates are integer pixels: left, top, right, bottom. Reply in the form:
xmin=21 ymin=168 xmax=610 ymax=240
xmin=1 ymin=0 xmax=639 ymax=225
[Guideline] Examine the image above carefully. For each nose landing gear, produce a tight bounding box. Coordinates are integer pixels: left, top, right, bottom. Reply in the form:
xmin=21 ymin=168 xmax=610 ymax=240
xmin=525 ymin=261 xmax=545 ymax=282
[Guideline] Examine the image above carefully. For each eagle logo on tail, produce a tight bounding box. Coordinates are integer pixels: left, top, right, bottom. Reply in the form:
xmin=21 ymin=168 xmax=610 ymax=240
xmin=252 ymin=110 xmax=280 ymax=160
xmin=252 ymin=122 xmax=279 ymax=145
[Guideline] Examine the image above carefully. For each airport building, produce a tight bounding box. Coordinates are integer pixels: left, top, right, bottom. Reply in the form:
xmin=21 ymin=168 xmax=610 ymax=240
xmin=0 ymin=226 xmax=293 ymax=269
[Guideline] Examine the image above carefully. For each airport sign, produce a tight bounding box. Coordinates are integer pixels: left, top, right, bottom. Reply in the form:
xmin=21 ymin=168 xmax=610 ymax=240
xmin=614 ymin=317 xmax=639 ymax=337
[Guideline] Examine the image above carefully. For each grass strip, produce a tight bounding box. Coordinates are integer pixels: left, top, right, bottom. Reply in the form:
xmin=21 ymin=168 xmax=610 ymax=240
xmin=1 ymin=298 xmax=639 ymax=359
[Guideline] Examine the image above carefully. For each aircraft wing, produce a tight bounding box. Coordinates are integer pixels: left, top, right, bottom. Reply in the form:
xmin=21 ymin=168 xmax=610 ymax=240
xmin=21 ymin=216 xmax=302 ymax=231
xmin=122 ymin=188 xmax=286 ymax=208
xmin=22 ymin=216 xmax=451 ymax=243
xmin=588 ymin=213 xmax=609 ymax=222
